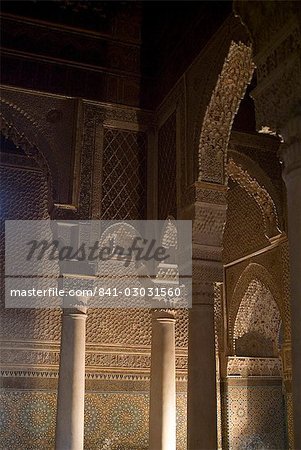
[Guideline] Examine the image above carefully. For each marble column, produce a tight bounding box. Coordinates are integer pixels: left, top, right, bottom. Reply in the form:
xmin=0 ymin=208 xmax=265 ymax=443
xmin=149 ymin=309 xmax=176 ymax=450
xmin=55 ymin=307 xmax=87 ymax=450
xmin=187 ymin=284 xmax=217 ymax=450
xmin=281 ymin=120 xmax=301 ymax=449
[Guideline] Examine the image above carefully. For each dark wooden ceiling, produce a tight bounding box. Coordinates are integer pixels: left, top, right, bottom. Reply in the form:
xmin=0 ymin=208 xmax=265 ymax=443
xmin=0 ymin=1 xmax=238 ymax=109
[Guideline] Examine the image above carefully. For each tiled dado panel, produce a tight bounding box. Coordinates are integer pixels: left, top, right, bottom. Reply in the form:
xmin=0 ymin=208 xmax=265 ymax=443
xmin=0 ymin=390 xmax=187 ymax=450
xmin=223 ymin=383 xmax=286 ymax=450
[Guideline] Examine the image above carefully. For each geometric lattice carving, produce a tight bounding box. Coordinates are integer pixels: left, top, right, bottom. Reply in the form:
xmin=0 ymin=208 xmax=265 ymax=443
xmin=158 ymin=112 xmax=177 ymax=219
xmin=0 ymin=165 xmax=61 ymax=341
xmin=223 ymin=180 xmax=269 ymax=263
xmin=234 ymin=279 xmax=281 ymax=357
xmin=214 ymin=283 xmax=223 ymax=353
xmin=226 ymin=157 xmax=280 ymax=238
xmin=101 ymin=128 xmax=147 ymax=220
xmin=87 ymin=308 xmax=188 ymax=348
xmin=198 ymin=41 xmax=254 ymax=183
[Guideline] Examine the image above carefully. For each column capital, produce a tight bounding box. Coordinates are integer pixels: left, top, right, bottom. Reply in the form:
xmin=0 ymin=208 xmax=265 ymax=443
xmin=151 ymin=309 xmax=176 ymax=321
xmin=62 ymin=307 xmax=87 ymax=316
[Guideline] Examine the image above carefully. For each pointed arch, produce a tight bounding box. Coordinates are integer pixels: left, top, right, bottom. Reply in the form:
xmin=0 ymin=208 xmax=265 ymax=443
xmin=198 ymin=41 xmax=254 ymax=184
xmin=229 ymin=263 xmax=290 ymax=351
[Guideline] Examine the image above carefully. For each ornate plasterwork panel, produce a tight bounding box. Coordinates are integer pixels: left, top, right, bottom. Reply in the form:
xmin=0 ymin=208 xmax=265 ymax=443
xmin=226 ymin=158 xmax=280 ymax=238
xmin=0 ymin=164 xmax=62 ymax=342
xmin=198 ymin=41 xmax=254 ymax=184
xmin=87 ymin=308 xmax=188 ymax=348
xmin=51 ymin=101 xmax=154 ymax=220
xmin=228 ymin=263 xmax=288 ymax=351
xmin=0 ymin=115 xmax=54 ymax=211
xmin=227 ymin=356 xmax=282 ymax=378
xmin=101 ymin=127 xmax=147 ymax=220
xmin=214 ymin=283 xmax=224 ymax=354
xmin=0 ymin=86 xmax=80 ymax=206
xmin=223 ymin=180 xmax=269 ymax=264
xmin=0 ymin=342 xmax=188 ymax=382
xmin=228 ymin=139 xmax=284 ymax=230
xmin=233 ymin=279 xmax=281 ymax=357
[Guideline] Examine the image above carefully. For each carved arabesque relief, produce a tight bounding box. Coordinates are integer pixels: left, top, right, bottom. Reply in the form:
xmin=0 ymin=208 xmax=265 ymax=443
xmin=198 ymin=41 xmax=254 ymax=184
xmin=0 ymin=113 xmax=54 ymax=211
xmin=233 ymin=279 xmax=281 ymax=357
xmin=226 ymin=157 xmax=280 ymax=238
xmin=101 ymin=127 xmax=147 ymax=220
xmin=228 ymin=263 xmax=290 ymax=352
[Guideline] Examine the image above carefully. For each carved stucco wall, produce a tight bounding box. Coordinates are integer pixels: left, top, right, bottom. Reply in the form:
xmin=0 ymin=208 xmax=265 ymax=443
xmin=0 ymin=91 xmax=189 ymax=450
xmin=228 ymin=132 xmax=284 ymax=229
xmin=222 ymin=270 xmax=288 ymax=450
xmin=153 ymin=13 xmax=289 ymax=450
xmin=101 ymin=128 xmax=147 ymax=220
xmin=0 ymin=8 xmax=293 ymax=449
xmin=223 ymin=254 xmax=291 ymax=449
xmin=234 ymin=279 xmax=281 ymax=357
xmin=226 ymin=257 xmax=291 ymax=349
xmin=223 ymin=179 xmax=269 ymax=264
xmin=0 ymin=163 xmax=62 ymax=342
xmin=222 ymin=134 xmax=291 ymax=446
xmin=0 ymin=87 xmax=80 ymax=206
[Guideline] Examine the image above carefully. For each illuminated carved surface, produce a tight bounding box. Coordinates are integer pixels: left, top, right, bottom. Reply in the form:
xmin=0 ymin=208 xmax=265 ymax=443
xmin=0 ymin=165 xmax=62 ymax=340
xmin=198 ymin=41 xmax=254 ymax=183
xmin=87 ymin=308 xmax=188 ymax=348
xmin=223 ymin=181 xmax=269 ymax=263
xmin=101 ymin=128 xmax=147 ymax=220
xmin=228 ymin=135 xmax=283 ymax=228
xmin=228 ymin=262 xmax=291 ymax=349
xmin=226 ymin=158 xmax=279 ymax=238
xmin=227 ymin=357 xmax=282 ymax=378
xmin=233 ymin=279 xmax=281 ymax=357
xmin=0 ymin=88 xmax=79 ymax=205
xmin=0 ymin=8 xmax=295 ymax=448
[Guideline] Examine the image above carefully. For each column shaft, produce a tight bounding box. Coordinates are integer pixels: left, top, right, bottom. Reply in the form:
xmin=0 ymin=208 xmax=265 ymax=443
xmin=55 ymin=309 xmax=87 ymax=450
xmin=149 ymin=310 xmax=176 ymax=450
xmin=187 ymin=302 xmax=217 ymax=449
